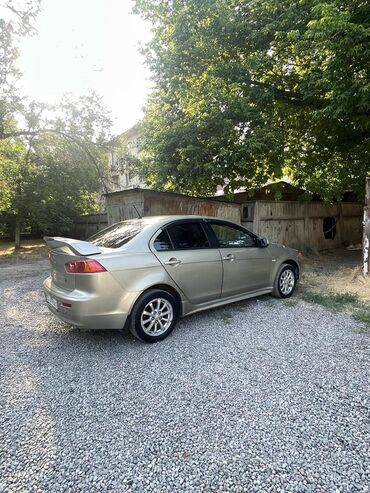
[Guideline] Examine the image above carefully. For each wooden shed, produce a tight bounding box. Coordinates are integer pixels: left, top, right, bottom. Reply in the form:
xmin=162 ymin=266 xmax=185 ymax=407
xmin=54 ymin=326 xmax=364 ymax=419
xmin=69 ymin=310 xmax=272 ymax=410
xmin=104 ymin=188 xmax=241 ymax=225
xmin=102 ymin=184 xmax=363 ymax=252
xmin=225 ymin=182 xmax=363 ymax=251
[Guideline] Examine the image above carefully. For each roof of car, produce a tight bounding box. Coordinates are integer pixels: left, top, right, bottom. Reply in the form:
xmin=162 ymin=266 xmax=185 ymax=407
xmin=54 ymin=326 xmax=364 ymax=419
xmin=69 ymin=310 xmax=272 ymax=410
xmin=94 ymin=215 xmax=243 ymax=252
xmin=118 ymin=215 xmax=239 ymax=231
xmin=133 ymin=215 xmax=234 ymax=224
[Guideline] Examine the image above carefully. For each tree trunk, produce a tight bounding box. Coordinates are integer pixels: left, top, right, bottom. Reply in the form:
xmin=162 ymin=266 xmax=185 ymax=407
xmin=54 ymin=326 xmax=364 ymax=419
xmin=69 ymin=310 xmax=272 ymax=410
xmin=362 ymin=177 xmax=370 ymax=275
xmin=14 ymin=216 xmax=21 ymax=250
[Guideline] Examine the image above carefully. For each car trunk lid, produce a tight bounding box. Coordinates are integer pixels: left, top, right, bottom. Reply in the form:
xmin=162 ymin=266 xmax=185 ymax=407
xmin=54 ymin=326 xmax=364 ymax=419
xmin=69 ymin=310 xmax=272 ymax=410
xmin=44 ymin=237 xmax=103 ymax=292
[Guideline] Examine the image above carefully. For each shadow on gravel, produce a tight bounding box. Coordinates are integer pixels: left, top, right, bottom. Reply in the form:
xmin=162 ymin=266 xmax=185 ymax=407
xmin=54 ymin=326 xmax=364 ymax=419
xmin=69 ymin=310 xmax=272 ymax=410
xmin=47 ymin=294 xmax=273 ymax=346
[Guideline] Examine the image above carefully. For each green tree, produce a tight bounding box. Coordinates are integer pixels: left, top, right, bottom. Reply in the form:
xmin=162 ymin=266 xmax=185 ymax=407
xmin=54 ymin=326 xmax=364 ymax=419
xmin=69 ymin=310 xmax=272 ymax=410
xmin=0 ymin=94 xmax=112 ymax=245
xmin=134 ymin=0 xmax=370 ymax=199
xmin=23 ymin=132 xmax=105 ymax=236
xmin=0 ymin=1 xmax=113 ymax=246
xmin=0 ymin=0 xmax=41 ymax=133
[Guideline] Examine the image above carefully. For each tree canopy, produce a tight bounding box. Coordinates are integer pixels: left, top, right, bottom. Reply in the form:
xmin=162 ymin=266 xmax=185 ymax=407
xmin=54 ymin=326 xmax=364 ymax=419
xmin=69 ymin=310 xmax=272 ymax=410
xmin=134 ymin=0 xmax=370 ymax=199
xmin=0 ymin=1 xmax=113 ymax=242
xmin=0 ymin=0 xmax=41 ymax=130
xmin=0 ymin=94 xmax=111 ymax=237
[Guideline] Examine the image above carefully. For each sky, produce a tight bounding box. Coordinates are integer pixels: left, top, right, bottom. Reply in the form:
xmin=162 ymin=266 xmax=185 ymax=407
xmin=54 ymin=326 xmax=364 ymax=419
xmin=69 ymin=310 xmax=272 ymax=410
xmin=17 ymin=0 xmax=152 ymax=134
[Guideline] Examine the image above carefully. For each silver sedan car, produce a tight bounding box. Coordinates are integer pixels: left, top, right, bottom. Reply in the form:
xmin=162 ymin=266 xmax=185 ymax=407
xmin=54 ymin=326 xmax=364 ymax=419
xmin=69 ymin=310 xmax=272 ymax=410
xmin=43 ymin=215 xmax=300 ymax=342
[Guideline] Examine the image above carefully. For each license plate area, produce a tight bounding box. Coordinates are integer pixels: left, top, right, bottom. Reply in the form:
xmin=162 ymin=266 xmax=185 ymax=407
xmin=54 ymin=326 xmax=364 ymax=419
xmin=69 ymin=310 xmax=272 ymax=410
xmin=45 ymin=293 xmax=58 ymax=310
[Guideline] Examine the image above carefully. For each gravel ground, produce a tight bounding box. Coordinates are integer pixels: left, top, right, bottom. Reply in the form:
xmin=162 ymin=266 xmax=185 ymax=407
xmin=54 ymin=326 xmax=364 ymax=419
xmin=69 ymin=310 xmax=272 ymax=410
xmin=1 ymin=259 xmax=369 ymax=493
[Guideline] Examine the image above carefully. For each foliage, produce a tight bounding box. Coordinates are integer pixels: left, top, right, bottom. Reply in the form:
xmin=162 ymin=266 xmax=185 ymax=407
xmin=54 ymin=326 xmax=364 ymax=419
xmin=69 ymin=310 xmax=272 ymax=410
xmin=0 ymin=1 xmax=41 ymax=127
xmin=0 ymin=1 xmax=113 ymax=238
xmin=134 ymin=0 xmax=370 ymax=198
xmin=0 ymin=95 xmax=111 ymax=236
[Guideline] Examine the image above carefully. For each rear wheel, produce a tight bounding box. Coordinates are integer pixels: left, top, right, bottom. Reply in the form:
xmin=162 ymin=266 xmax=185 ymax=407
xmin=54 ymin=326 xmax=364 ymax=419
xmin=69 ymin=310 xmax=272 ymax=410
xmin=129 ymin=289 xmax=179 ymax=343
xmin=272 ymin=264 xmax=297 ymax=298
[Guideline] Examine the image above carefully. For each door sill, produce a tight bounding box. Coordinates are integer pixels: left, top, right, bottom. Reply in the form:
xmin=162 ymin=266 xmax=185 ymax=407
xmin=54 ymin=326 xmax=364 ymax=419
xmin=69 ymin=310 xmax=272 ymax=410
xmin=182 ymin=288 xmax=273 ymax=317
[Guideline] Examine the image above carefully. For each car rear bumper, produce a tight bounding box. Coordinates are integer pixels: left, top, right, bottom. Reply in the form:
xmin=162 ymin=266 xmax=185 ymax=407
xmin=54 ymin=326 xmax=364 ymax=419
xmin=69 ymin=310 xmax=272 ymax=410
xmin=43 ymin=276 xmax=138 ymax=330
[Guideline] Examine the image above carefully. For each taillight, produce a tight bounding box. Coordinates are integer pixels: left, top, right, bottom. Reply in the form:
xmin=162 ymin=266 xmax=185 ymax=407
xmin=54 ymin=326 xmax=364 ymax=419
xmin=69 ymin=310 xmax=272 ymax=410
xmin=65 ymin=259 xmax=107 ymax=273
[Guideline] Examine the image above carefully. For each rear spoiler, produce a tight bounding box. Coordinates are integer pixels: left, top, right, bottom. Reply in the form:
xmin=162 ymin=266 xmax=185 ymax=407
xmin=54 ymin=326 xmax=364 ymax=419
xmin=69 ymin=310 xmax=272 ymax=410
xmin=43 ymin=236 xmax=103 ymax=256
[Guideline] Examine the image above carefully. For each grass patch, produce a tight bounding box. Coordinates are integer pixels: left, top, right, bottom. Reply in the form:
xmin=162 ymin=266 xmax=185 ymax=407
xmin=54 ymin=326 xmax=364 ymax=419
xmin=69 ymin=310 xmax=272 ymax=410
xmin=301 ymin=249 xmax=370 ymax=304
xmin=302 ymin=291 xmax=359 ymax=311
xmin=303 ymin=290 xmax=370 ymax=330
xmin=353 ymin=309 xmax=370 ymax=330
xmin=0 ymin=239 xmax=47 ymax=262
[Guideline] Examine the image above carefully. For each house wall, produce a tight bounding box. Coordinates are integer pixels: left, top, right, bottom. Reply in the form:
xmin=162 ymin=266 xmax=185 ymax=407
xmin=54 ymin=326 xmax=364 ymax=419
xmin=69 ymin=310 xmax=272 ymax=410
xmin=107 ymin=125 xmax=145 ymax=193
xmin=242 ymin=201 xmax=363 ymax=251
xmin=105 ymin=189 xmax=241 ymax=225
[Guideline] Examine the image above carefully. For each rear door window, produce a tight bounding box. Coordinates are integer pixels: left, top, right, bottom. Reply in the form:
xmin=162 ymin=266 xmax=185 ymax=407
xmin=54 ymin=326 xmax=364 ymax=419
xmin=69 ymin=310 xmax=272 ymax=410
xmin=154 ymin=222 xmax=210 ymax=251
xmin=153 ymin=230 xmax=173 ymax=251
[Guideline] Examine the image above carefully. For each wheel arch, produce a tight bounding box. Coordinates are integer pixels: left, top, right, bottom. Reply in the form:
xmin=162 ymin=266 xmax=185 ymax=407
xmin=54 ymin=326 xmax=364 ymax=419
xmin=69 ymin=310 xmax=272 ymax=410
xmin=282 ymin=259 xmax=300 ymax=279
xmin=132 ymin=283 xmax=183 ymax=316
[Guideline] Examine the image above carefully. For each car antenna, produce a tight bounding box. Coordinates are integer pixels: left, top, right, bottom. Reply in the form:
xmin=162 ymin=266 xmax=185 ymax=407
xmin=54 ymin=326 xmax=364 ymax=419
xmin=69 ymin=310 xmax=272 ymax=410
xmin=133 ymin=204 xmax=142 ymax=219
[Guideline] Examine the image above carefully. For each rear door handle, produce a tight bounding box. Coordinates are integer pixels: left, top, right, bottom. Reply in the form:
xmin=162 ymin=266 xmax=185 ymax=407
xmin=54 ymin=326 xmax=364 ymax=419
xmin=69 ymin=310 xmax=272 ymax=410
xmin=222 ymin=254 xmax=235 ymax=262
xmin=164 ymin=257 xmax=182 ymax=266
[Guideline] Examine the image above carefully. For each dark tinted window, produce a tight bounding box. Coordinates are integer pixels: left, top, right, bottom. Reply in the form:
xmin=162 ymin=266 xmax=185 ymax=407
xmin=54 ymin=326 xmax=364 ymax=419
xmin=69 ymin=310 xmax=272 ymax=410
xmin=210 ymin=223 xmax=256 ymax=248
xmin=88 ymin=220 xmax=145 ymax=248
xmin=154 ymin=230 xmax=172 ymax=251
xmin=166 ymin=222 xmax=210 ymax=250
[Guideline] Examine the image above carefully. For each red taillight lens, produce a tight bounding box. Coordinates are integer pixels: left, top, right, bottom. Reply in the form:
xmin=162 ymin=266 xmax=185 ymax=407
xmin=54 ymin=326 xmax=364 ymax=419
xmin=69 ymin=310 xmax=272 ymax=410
xmin=65 ymin=259 xmax=107 ymax=273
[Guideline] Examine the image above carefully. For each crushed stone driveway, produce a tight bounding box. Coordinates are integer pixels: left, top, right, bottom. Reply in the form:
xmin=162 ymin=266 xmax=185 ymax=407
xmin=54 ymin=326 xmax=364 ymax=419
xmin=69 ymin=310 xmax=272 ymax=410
xmin=1 ymin=259 xmax=369 ymax=493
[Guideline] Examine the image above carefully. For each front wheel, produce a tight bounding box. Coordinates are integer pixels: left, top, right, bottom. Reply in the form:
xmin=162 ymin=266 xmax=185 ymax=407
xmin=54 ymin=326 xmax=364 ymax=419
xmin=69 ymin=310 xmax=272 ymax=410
xmin=129 ymin=289 xmax=179 ymax=343
xmin=272 ymin=264 xmax=297 ymax=298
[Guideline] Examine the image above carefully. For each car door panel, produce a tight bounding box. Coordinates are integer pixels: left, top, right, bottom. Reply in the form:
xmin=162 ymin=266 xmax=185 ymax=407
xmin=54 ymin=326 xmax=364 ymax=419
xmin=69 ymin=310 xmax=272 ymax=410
xmin=220 ymin=247 xmax=272 ymax=297
xmin=152 ymin=221 xmax=223 ymax=305
xmin=154 ymin=249 xmax=222 ymax=304
xmin=207 ymin=221 xmax=272 ymax=297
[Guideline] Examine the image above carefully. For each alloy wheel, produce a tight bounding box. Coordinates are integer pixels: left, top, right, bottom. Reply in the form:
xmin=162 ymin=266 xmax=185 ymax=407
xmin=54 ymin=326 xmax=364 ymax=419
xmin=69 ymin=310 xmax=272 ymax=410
xmin=140 ymin=298 xmax=174 ymax=336
xmin=279 ymin=269 xmax=295 ymax=295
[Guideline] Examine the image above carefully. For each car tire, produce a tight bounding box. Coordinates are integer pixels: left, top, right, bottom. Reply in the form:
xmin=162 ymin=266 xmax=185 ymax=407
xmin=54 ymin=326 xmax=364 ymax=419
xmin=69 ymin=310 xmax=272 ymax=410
xmin=129 ymin=289 xmax=179 ymax=343
xmin=271 ymin=264 xmax=297 ymax=299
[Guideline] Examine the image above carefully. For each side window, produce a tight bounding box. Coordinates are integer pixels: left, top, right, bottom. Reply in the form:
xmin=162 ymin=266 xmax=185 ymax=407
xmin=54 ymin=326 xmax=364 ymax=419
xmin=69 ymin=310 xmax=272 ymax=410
xmin=210 ymin=223 xmax=256 ymax=248
xmin=166 ymin=222 xmax=210 ymax=250
xmin=154 ymin=230 xmax=172 ymax=251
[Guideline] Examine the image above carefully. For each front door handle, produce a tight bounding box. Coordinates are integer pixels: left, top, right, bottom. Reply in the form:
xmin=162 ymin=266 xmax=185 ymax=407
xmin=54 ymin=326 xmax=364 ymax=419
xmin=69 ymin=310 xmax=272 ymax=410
xmin=164 ymin=257 xmax=182 ymax=266
xmin=222 ymin=254 xmax=235 ymax=262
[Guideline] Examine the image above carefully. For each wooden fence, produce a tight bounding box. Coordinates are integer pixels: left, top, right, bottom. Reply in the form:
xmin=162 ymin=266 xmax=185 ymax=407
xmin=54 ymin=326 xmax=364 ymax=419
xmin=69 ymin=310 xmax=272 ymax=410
xmin=72 ymin=213 xmax=108 ymax=240
xmin=242 ymin=201 xmax=363 ymax=251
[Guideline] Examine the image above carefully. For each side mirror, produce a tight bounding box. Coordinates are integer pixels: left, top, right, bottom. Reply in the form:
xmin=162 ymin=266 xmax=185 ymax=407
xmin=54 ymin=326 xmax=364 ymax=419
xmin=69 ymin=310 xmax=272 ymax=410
xmin=257 ymin=237 xmax=269 ymax=248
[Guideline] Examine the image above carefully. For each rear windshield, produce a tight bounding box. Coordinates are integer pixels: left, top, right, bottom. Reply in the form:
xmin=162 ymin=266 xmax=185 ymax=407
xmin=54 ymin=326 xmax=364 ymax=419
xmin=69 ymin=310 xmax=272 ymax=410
xmin=88 ymin=220 xmax=146 ymax=248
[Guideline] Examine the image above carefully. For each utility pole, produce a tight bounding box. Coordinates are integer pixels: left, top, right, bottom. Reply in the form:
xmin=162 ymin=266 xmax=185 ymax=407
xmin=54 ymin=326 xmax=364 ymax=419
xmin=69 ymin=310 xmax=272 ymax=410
xmin=362 ymin=177 xmax=370 ymax=275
